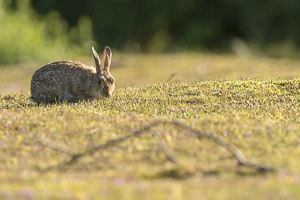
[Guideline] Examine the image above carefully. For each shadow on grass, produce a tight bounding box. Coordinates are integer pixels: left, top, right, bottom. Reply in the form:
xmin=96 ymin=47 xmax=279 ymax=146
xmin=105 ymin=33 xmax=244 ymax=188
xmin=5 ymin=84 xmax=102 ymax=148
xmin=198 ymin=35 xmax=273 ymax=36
xmin=141 ymin=161 xmax=273 ymax=180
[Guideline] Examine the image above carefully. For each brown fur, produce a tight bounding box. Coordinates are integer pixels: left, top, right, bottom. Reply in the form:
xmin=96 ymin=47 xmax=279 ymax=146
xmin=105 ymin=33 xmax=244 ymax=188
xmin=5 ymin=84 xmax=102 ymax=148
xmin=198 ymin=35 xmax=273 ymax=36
xmin=29 ymin=47 xmax=115 ymax=104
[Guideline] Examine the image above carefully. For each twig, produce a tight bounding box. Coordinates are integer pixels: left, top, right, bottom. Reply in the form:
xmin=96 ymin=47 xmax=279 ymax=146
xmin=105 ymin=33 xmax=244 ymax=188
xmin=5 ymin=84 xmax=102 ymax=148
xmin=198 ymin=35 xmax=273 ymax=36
xmin=69 ymin=122 xmax=160 ymax=164
xmin=31 ymin=135 xmax=75 ymax=156
xmin=33 ymin=120 xmax=276 ymax=173
xmin=171 ymin=120 xmax=276 ymax=172
xmin=171 ymin=121 xmax=247 ymax=164
xmin=61 ymin=133 xmax=136 ymax=168
xmin=153 ymin=131 xmax=183 ymax=166
xmin=39 ymin=121 xmax=162 ymax=171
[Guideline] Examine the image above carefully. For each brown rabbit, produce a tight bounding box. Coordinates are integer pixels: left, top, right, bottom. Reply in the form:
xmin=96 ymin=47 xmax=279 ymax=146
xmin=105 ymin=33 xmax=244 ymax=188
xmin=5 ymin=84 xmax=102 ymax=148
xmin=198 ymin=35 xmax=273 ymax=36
xmin=28 ymin=46 xmax=115 ymax=104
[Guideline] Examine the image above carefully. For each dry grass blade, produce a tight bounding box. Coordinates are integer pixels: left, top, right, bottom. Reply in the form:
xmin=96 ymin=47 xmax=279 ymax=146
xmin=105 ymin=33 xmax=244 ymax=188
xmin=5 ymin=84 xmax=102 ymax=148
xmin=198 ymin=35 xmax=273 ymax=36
xmin=166 ymin=73 xmax=180 ymax=82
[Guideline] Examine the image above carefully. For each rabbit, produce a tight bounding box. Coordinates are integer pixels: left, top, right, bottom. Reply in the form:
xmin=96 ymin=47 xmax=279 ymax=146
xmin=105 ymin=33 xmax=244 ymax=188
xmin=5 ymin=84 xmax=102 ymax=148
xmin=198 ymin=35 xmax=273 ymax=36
xmin=28 ymin=46 xmax=115 ymax=104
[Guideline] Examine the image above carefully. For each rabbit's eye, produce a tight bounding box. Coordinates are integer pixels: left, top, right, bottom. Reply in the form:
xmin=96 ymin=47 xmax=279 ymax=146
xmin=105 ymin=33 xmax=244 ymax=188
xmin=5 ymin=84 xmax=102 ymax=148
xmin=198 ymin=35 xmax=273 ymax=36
xmin=98 ymin=78 xmax=101 ymax=84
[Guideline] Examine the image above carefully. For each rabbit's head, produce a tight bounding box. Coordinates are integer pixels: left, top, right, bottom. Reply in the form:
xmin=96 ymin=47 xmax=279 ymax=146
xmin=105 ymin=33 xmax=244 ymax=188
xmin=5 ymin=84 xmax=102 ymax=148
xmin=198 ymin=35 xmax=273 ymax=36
xmin=92 ymin=46 xmax=115 ymax=98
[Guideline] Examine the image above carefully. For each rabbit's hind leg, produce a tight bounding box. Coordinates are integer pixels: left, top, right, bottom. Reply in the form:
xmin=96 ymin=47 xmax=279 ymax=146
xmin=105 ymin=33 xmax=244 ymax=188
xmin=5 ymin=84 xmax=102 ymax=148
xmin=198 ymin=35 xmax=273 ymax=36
xmin=31 ymin=82 xmax=62 ymax=104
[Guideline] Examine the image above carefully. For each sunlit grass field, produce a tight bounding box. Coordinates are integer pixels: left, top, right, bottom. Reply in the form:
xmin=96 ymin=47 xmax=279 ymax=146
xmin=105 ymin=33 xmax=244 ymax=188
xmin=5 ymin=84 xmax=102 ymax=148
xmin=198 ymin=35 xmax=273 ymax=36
xmin=1 ymin=54 xmax=300 ymax=199
xmin=1 ymin=53 xmax=300 ymax=93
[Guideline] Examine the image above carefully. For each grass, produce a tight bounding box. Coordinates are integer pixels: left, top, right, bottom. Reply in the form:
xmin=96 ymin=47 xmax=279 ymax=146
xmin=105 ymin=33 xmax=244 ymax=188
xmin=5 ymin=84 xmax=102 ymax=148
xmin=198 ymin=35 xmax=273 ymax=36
xmin=1 ymin=53 xmax=300 ymax=199
xmin=1 ymin=73 xmax=300 ymax=199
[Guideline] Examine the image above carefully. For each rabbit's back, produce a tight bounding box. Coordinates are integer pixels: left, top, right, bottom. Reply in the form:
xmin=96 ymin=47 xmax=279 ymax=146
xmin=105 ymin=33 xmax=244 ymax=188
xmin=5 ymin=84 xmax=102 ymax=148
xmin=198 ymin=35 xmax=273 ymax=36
xmin=30 ymin=61 xmax=99 ymax=103
xmin=32 ymin=61 xmax=95 ymax=78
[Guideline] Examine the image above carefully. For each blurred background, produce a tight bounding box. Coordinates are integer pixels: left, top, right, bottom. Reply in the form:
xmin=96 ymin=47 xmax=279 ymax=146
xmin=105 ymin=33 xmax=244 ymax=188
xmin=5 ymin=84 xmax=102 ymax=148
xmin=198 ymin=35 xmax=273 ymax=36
xmin=1 ymin=0 xmax=300 ymax=93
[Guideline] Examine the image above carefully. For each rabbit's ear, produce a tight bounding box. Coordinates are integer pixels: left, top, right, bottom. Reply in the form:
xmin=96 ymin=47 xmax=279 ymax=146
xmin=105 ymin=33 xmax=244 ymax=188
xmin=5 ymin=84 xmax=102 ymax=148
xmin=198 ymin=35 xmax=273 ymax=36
xmin=103 ymin=46 xmax=112 ymax=72
xmin=91 ymin=47 xmax=102 ymax=75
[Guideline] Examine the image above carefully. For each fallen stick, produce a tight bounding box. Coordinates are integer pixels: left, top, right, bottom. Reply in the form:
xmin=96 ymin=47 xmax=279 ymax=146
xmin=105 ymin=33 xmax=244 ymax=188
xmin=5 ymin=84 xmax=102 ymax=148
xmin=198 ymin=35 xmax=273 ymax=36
xmin=33 ymin=120 xmax=276 ymax=173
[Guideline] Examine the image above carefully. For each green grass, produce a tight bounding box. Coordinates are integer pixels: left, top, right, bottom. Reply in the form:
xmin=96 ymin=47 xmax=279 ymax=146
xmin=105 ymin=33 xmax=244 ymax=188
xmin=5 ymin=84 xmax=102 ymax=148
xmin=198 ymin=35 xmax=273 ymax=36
xmin=1 ymin=75 xmax=300 ymax=199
